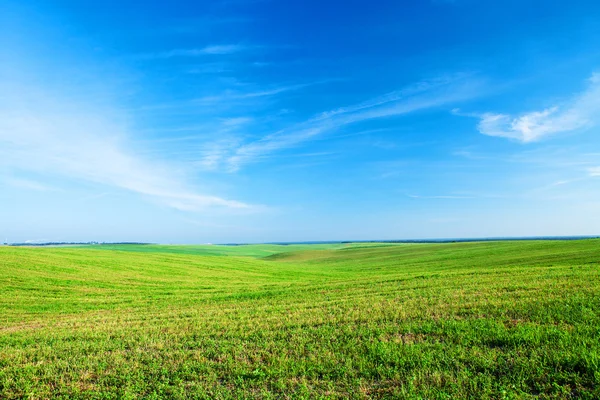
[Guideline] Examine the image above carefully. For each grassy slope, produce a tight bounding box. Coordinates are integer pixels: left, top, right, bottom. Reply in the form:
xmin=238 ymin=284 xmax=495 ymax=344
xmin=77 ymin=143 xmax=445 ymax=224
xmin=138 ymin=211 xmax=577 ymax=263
xmin=1 ymin=240 xmax=599 ymax=399
xmin=76 ymin=243 xmax=353 ymax=258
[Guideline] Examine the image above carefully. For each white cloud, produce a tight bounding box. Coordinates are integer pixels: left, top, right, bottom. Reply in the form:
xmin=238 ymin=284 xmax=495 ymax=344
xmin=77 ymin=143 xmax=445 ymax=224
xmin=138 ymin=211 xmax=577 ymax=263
xmin=0 ymin=85 xmax=251 ymax=211
xmin=214 ymin=74 xmax=484 ymax=171
xmin=316 ymin=75 xmax=463 ymax=120
xmin=407 ymin=194 xmax=473 ymax=199
xmin=139 ymin=44 xmax=248 ymax=59
xmin=589 ymin=167 xmax=600 ymax=177
xmin=476 ymin=73 xmax=600 ymax=142
xmin=220 ymin=117 xmax=253 ymax=126
xmin=194 ymin=82 xmax=324 ymax=105
xmin=195 ymin=136 xmax=244 ymax=171
xmin=199 ymin=45 xmax=246 ymax=55
xmin=134 ymin=82 xmax=320 ymax=115
xmin=4 ymin=177 xmax=55 ymax=192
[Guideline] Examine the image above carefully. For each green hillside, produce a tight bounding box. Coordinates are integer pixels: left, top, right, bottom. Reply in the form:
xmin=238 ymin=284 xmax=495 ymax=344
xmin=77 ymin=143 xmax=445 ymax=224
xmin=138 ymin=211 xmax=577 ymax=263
xmin=1 ymin=240 xmax=599 ymax=398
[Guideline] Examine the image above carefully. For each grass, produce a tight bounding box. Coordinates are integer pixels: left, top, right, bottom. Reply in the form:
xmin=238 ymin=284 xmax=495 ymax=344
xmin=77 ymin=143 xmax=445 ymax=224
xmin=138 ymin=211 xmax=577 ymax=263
xmin=1 ymin=240 xmax=599 ymax=399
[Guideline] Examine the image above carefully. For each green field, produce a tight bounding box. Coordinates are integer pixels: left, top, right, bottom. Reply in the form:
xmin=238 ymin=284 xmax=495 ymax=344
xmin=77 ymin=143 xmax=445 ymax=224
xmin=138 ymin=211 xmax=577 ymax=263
xmin=1 ymin=240 xmax=599 ymax=399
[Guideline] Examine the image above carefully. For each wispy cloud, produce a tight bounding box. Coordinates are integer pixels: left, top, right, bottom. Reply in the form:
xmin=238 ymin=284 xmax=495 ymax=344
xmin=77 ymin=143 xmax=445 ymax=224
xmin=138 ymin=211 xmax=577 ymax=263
xmin=407 ymin=194 xmax=473 ymax=199
xmin=220 ymin=117 xmax=253 ymax=126
xmin=194 ymin=136 xmax=244 ymax=171
xmin=134 ymin=82 xmax=318 ymax=114
xmin=470 ymin=73 xmax=600 ymax=142
xmin=0 ymin=85 xmax=251 ymax=212
xmin=452 ymin=148 xmax=492 ymax=160
xmin=529 ymin=178 xmax=586 ymax=194
xmin=589 ymin=167 xmax=600 ymax=177
xmin=212 ymin=74 xmax=485 ymax=171
xmin=194 ymin=82 xmax=326 ymax=105
xmin=4 ymin=177 xmax=56 ymax=192
xmin=139 ymin=44 xmax=250 ymax=59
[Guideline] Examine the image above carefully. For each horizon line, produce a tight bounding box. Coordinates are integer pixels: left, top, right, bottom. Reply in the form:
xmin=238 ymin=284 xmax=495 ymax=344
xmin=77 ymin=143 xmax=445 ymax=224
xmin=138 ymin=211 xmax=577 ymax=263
xmin=4 ymin=235 xmax=600 ymax=247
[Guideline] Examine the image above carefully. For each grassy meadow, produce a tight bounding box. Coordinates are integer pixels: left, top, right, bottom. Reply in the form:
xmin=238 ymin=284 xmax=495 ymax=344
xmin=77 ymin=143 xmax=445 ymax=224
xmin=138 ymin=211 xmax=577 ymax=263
xmin=1 ymin=240 xmax=599 ymax=399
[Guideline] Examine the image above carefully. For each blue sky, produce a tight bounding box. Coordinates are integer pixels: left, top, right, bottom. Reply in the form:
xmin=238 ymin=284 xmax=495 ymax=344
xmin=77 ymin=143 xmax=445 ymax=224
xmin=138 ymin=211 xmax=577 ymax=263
xmin=2 ymin=0 xmax=600 ymax=243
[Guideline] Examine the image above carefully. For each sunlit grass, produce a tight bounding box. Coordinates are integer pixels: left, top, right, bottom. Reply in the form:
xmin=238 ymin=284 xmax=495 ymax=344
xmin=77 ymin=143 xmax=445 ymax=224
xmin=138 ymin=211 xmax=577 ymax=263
xmin=1 ymin=240 xmax=599 ymax=398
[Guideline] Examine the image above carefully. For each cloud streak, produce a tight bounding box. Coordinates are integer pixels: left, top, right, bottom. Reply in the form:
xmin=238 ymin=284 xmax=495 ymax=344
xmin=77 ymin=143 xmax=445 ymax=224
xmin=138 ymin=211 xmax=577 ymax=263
xmin=3 ymin=177 xmax=56 ymax=192
xmin=209 ymin=74 xmax=485 ymax=171
xmin=474 ymin=73 xmax=600 ymax=142
xmin=0 ymin=85 xmax=251 ymax=212
xmin=194 ymin=83 xmax=315 ymax=104
xmin=133 ymin=82 xmax=322 ymax=114
xmin=407 ymin=194 xmax=473 ymax=199
xmin=139 ymin=44 xmax=249 ymax=59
